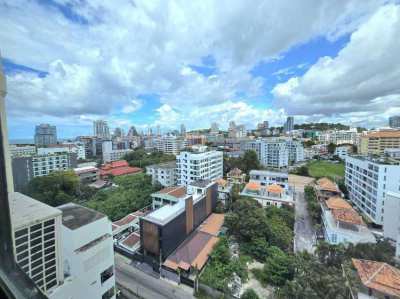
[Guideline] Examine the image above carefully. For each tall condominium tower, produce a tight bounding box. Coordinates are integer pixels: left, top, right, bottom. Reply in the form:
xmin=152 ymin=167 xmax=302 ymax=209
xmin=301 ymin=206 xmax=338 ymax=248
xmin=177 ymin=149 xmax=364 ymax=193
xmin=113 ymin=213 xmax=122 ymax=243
xmin=389 ymin=116 xmax=400 ymax=128
xmin=34 ymin=124 xmax=57 ymax=146
xmin=93 ymin=120 xmax=110 ymax=139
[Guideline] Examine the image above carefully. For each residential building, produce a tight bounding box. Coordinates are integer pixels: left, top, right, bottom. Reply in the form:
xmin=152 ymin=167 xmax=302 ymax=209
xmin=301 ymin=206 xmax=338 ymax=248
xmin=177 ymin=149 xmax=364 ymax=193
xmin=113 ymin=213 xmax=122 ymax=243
xmin=112 ymin=127 xmax=123 ymax=139
xmin=154 ymin=135 xmax=188 ymax=155
xmin=318 ymin=128 xmax=358 ymax=145
xmin=57 ymin=203 xmax=116 ymax=299
xmin=77 ymin=136 xmax=99 ymax=158
xmin=284 ymin=116 xmax=294 ymax=133
xmin=34 ymin=124 xmax=57 ymax=146
xmin=321 ymin=196 xmax=375 ymax=245
xmin=102 ymin=140 xmax=133 ymax=162
xmin=100 ymin=160 xmax=142 ymax=179
xmin=240 ymin=181 xmax=294 ymax=207
xmin=210 ymin=122 xmax=219 ymax=134
xmin=257 ymin=121 xmax=269 ymax=130
xmin=334 ymin=145 xmax=352 ymax=160
xmin=150 ymin=185 xmax=187 ymax=210
xmin=345 ymin=155 xmax=400 ymax=225
xmin=249 ymin=170 xmax=289 ymax=190
xmin=180 ymin=124 xmax=186 ymax=136
xmin=38 ymin=143 xmax=86 ymax=160
xmin=146 ymin=161 xmax=177 ymax=187
xmin=384 ymin=148 xmax=400 ymax=160
xmin=10 ymin=192 xmax=64 ymax=296
xmin=285 ymin=139 xmax=305 ymax=163
xmin=359 ymin=130 xmax=400 ymax=155
xmin=127 ymin=126 xmax=138 ymax=137
xmin=227 ymin=167 xmax=246 ymax=185
xmin=389 ymin=115 xmax=400 ymax=128
xmin=93 ymin=120 xmax=110 ymax=139
xmin=352 ymin=259 xmax=400 ymax=299
xmin=140 ymin=180 xmax=218 ymax=262
xmin=74 ymin=166 xmax=100 ymax=184
xmin=176 ymin=148 xmax=223 ymax=186
xmin=315 ymin=177 xmax=341 ymax=201
xmin=12 ymin=152 xmax=78 ymax=192
xmin=228 ymin=122 xmax=246 ymax=138
xmin=383 ymin=191 xmax=400 ymax=259
xmin=9 ymin=144 xmax=36 ymax=157
xmin=242 ymin=139 xmax=289 ymax=168
xmin=215 ymin=178 xmax=232 ymax=203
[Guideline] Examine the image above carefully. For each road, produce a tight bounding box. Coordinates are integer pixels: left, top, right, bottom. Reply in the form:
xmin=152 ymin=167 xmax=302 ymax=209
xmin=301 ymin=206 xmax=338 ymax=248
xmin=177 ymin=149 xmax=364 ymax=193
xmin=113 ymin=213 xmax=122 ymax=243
xmin=294 ymin=190 xmax=315 ymax=253
xmin=115 ymin=253 xmax=195 ymax=299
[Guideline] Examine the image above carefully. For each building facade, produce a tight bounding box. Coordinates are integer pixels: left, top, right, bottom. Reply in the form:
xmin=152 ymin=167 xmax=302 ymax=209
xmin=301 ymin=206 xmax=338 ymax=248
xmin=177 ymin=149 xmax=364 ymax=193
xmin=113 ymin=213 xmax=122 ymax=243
xmin=9 ymin=144 xmax=37 ymax=157
xmin=318 ymin=128 xmax=358 ymax=145
xmin=154 ymin=135 xmax=188 ymax=155
xmin=34 ymin=124 xmax=57 ymax=146
xmin=284 ymin=116 xmax=294 ymax=133
xmin=102 ymin=140 xmax=133 ymax=163
xmin=383 ymin=191 xmax=400 ymax=259
xmin=146 ymin=161 xmax=177 ymax=187
xmin=93 ymin=120 xmax=111 ymax=139
xmin=12 ymin=153 xmax=78 ymax=191
xmin=176 ymin=149 xmax=223 ymax=186
xmin=389 ymin=116 xmax=400 ymax=128
xmin=345 ymin=156 xmax=400 ymax=225
xmin=359 ymin=130 xmax=400 ymax=155
xmin=38 ymin=143 xmax=86 ymax=160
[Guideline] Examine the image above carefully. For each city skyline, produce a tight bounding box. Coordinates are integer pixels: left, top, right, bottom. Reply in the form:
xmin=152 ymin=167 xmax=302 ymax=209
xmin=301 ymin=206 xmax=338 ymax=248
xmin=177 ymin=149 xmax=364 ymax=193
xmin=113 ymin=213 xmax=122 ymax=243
xmin=1 ymin=1 xmax=400 ymax=139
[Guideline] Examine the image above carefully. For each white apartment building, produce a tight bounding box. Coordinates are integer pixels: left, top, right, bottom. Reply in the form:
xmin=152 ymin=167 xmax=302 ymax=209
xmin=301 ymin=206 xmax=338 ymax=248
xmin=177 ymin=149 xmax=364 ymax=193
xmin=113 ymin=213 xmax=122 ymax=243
xmin=318 ymin=128 xmax=359 ymax=145
xmin=383 ymin=191 xmax=400 ymax=259
xmin=10 ymin=192 xmax=64 ymax=296
xmin=9 ymin=144 xmax=36 ymax=157
xmin=285 ymin=139 xmax=304 ymax=163
xmin=249 ymin=170 xmax=289 ymax=190
xmin=334 ymin=145 xmax=352 ymax=160
xmin=345 ymin=155 xmax=400 ymax=225
xmin=176 ymin=149 xmax=223 ymax=186
xmin=32 ymin=153 xmax=77 ymax=177
xmin=102 ymin=140 xmax=133 ymax=163
xmin=57 ymin=203 xmax=116 ymax=299
xmin=146 ymin=161 xmax=177 ymax=187
xmin=154 ymin=135 xmax=187 ymax=155
xmin=38 ymin=143 xmax=86 ymax=160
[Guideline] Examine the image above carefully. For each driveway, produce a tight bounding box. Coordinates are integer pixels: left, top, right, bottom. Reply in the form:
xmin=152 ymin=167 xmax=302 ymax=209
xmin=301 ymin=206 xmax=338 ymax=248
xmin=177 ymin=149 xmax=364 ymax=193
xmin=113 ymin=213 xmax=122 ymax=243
xmin=294 ymin=190 xmax=316 ymax=253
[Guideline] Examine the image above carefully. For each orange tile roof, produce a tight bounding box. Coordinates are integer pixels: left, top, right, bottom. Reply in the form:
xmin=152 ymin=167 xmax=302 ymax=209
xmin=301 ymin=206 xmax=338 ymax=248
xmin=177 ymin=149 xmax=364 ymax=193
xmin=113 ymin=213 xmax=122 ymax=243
xmin=364 ymin=130 xmax=400 ymax=138
xmin=228 ymin=167 xmax=243 ymax=176
xmin=352 ymin=259 xmax=400 ymax=297
xmin=246 ymin=181 xmax=261 ymax=191
xmin=317 ymin=177 xmax=340 ymax=193
xmin=215 ymin=178 xmax=228 ymax=187
xmin=191 ymin=236 xmax=219 ymax=270
xmin=331 ymin=209 xmax=364 ymax=226
xmin=326 ymin=196 xmax=353 ymax=210
xmin=267 ymin=184 xmax=284 ymax=194
xmin=199 ymin=214 xmax=224 ymax=236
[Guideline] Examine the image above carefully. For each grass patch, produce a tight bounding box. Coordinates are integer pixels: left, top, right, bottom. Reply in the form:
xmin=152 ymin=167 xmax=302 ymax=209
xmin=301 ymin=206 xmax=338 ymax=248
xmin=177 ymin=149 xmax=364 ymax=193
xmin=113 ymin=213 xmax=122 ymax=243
xmin=307 ymin=160 xmax=345 ymax=180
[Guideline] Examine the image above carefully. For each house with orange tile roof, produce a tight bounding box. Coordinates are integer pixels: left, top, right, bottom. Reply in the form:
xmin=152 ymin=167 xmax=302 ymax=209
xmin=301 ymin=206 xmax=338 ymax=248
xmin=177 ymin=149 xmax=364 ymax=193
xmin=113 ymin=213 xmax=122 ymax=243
xmin=315 ymin=177 xmax=341 ymax=201
xmin=227 ymin=167 xmax=246 ymax=185
xmin=100 ymin=160 xmax=143 ymax=178
xmin=321 ymin=196 xmax=375 ymax=245
xmin=352 ymin=259 xmax=400 ymax=299
xmin=215 ymin=178 xmax=233 ymax=203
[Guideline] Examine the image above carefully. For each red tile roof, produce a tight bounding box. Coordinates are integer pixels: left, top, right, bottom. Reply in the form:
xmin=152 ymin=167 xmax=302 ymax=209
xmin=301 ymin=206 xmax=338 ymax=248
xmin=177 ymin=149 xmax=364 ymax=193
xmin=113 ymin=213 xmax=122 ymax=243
xmin=353 ymin=259 xmax=400 ymax=297
xmin=100 ymin=160 xmax=142 ymax=177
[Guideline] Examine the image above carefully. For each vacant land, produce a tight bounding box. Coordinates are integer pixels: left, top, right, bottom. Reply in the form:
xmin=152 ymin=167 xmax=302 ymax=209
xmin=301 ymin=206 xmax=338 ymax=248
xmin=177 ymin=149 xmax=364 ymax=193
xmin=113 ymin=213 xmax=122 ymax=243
xmin=307 ymin=160 xmax=345 ymax=180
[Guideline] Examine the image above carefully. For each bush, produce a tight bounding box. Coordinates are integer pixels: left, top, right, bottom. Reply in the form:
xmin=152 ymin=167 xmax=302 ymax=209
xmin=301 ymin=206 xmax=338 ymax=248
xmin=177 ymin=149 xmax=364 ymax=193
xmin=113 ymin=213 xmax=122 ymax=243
xmin=241 ymin=289 xmax=260 ymax=299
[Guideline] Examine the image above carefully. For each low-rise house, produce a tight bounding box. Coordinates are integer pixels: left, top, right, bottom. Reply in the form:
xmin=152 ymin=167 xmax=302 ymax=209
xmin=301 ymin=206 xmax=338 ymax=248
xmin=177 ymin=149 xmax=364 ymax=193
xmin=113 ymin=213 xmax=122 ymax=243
xmin=73 ymin=166 xmax=99 ymax=184
xmin=215 ymin=178 xmax=233 ymax=203
xmin=227 ymin=168 xmax=246 ymax=185
xmin=352 ymin=259 xmax=400 ymax=299
xmin=146 ymin=161 xmax=177 ymax=187
xmin=315 ymin=177 xmax=341 ymax=201
xmin=150 ymin=186 xmax=187 ymax=210
xmin=321 ymin=196 xmax=375 ymax=245
xmin=100 ymin=160 xmax=142 ymax=179
xmin=240 ymin=181 xmax=294 ymax=207
xmin=249 ymin=169 xmax=289 ymax=190
xmin=112 ymin=211 xmax=145 ymax=237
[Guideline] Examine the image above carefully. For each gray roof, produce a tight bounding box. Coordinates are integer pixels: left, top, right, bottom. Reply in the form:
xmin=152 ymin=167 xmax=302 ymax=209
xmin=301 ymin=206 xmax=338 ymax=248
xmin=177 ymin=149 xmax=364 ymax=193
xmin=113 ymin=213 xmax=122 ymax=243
xmin=147 ymin=161 xmax=176 ymax=169
xmin=58 ymin=203 xmax=106 ymax=230
xmin=190 ymin=179 xmax=213 ymax=188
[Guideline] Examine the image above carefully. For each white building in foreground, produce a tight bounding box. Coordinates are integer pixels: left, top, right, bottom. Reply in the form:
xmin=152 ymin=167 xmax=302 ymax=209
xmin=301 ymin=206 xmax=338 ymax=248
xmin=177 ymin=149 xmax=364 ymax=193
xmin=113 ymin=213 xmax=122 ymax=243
xmin=345 ymin=155 xmax=400 ymax=225
xmin=146 ymin=161 xmax=177 ymax=187
xmin=383 ymin=191 xmax=400 ymax=259
xmin=10 ymin=192 xmax=116 ymax=299
xmin=176 ymin=148 xmax=223 ymax=186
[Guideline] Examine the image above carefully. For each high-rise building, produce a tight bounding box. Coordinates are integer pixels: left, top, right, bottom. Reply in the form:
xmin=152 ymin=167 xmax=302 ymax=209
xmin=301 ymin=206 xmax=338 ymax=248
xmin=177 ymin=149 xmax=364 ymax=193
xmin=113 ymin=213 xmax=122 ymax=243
xmin=257 ymin=121 xmax=269 ymax=130
xmin=154 ymin=135 xmax=188 ymax=155
xmin=284 ymin=117 xmax=294 ymax=133
xmin=180 ymin=124 xmax=186 ymax=136
xmin=389 ymin=116 xmax=400 ymax=128
xmin=176 ymin=148 xmax=223 ymax=186
xmin=345 ymin=155 xmax=400 ymax=225
xmin=101 ymin=140 xmax=133 ymax=163
xmin=210 ymin=122 xmax=219 ymax=134
xmin=113 ymin=127 xmax=123 ymax=139
xmin=34 ymin=124 xmax=57 ymax=146
xmin=318 ymin=128 xmax=359 ymax=145
xmin=93 ymin=120 xmax=110 ymax=139
xmin=127 ymin=126 xmax=138 ymax=137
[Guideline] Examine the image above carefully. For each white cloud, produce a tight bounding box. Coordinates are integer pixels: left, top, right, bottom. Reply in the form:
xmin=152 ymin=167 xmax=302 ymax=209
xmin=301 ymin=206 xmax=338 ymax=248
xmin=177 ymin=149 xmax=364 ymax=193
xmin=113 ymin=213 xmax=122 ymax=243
xmin=121 ymin=99 xmax=143 ymax=113
xmin=272 ymin=4 xmax=400 ymax=127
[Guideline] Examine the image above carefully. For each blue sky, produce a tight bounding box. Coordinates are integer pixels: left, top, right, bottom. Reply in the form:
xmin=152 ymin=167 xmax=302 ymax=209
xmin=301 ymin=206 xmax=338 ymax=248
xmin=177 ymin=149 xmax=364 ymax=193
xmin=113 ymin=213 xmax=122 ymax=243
xmin=1 ymin=0 xmax=400 ymax=139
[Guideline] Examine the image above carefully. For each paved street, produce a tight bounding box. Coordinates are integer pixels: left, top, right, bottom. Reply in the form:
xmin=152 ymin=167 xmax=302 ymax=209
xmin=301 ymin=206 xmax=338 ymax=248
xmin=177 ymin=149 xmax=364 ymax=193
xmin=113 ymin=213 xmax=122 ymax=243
xmin=115 ymin=253 xmax=195 ymax=299
xmin=294 ymin=190 xmax=316 ymax=253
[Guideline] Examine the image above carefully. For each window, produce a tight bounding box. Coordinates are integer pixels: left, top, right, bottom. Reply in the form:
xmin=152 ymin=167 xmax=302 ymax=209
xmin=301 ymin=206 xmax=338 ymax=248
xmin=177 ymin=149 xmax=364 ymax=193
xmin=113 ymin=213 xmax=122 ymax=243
xmin=100 ymin=265 xmax=114 ymax=284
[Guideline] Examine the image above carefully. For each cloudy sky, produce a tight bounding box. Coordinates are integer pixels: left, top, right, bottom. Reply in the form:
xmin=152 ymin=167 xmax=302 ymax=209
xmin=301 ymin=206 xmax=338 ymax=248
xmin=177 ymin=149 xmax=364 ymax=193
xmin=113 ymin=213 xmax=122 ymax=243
xmin=1 ymin=0 xmax=400 ymax=139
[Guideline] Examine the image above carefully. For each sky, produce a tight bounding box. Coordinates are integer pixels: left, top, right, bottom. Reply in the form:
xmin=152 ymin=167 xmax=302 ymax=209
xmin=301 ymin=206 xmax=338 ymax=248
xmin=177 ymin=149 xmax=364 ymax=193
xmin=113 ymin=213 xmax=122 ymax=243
xmin=1 ymin=0 xmax=400 ymax=139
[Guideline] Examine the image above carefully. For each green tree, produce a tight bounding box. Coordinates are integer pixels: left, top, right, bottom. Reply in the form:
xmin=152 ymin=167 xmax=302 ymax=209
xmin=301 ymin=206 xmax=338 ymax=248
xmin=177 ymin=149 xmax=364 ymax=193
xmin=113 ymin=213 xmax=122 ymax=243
xmin=263 ymin=246 xmax=294 ymax=286
xmin=241 ymin=289 xmax=260 ymax=299
xmin=327 ymin=142 xmax=337 ymax=154
xmin=241 ymin=150 xmax=261 ymax=173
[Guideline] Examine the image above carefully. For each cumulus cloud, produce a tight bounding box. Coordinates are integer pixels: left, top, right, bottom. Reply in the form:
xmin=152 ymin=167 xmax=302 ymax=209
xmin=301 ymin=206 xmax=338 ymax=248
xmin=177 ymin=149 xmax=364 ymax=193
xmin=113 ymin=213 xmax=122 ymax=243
xmin=272 ymin=4 xmax=400 ymax=125
xmin=121 ymin=99 xmax=143 ymax=113
xmin=0 ymin=0 xmax=392 ymax=133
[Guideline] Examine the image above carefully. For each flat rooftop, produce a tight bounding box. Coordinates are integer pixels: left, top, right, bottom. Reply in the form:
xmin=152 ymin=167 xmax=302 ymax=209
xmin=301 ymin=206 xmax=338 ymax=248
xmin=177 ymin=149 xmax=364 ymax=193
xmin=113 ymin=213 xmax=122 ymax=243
xmin=143 ymin=199 xmax=186 ymax=226
xmin=148 ymin=161 xmax=176 ymax=169
xmin=190 ymin=179 xmax=212 ymax=188
xmin=9 ymin=192 xmax=62 ymax=229
xmin=348 ymin=155 xmax=400 ymax=165
xmin=249 ymin=169 xmax=288 ymax=177
xmin=58 ymin=203 xmax=106 ymax=230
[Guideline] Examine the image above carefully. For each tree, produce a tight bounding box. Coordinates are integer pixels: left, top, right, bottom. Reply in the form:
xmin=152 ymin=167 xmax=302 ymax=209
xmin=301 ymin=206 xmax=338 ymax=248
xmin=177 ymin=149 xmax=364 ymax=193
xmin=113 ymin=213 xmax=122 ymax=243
xmin=241 ymin=289 xmax=260 ymax=299
xmin=241 ymin=150 xmax=261 ymax=173
xmin=263 ymin=246 xmax=294 ymax=286
xmin=327 ymin=142 xmax=337 ymax=154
